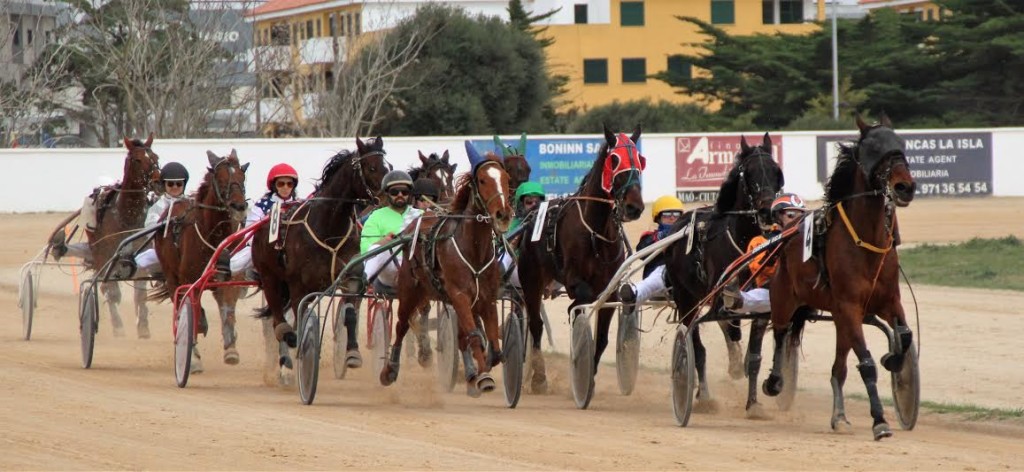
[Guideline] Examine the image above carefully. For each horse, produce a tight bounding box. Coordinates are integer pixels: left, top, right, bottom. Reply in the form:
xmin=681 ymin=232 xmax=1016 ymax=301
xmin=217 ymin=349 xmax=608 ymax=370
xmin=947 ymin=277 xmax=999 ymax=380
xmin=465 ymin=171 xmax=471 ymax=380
xmin=153 ymin=150 xmax=249 ymax=367
xmin=762 ymin=115 xmax=916 ymax=440
xmin=87 ymin=134 xmax=161 ymax=337
xmin=517 ymin=124 xmax=646 ymax=394
xmin=408 ymin=150 xmax=457 ymax=203
xmin=252 ymin=137 xmax=388 ymax=362
xmin=494 ymin=133 xmax=532 ymax=194
xmin=663 ymin=133 xmax=784 ymax=414
xmin=379 ymin=144 xmax=512 ymax=397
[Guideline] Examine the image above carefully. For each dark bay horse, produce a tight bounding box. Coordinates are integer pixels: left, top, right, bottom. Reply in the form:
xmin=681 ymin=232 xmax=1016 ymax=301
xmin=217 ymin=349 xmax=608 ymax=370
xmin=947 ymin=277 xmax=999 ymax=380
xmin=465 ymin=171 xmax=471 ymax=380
xmin=153 ymin=150 xmax=249 ymax=366
xmin=409 ymin=150 xmax=457 ymax=203
xmin=663 ymin=133 xmax=784 ymax=413
xmin=517 ymin=125 xmax=646 ymax=394
xmin=88 ymin=135 xmax=161 ymax=336
xmin=252 ymin=137 xmax=388 ymax=352
xmin=380 ymin=145 xmax=512 ymax=396
xmin=763 ymin=116 xmax=916 ymax=440
xmin=494 ymin=133 xmax=532 ymax=193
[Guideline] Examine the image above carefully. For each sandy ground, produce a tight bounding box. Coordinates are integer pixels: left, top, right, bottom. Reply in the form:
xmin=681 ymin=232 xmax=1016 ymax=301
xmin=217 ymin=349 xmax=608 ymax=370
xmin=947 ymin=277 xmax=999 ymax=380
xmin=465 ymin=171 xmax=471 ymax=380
xmin=2 ymin=197 xmax=1024 ymax=470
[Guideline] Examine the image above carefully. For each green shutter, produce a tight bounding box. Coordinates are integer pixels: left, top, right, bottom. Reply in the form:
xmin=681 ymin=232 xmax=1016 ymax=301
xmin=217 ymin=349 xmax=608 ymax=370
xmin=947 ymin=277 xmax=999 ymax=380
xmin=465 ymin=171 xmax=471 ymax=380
xmin=621 ymin=58 xmax=647 ymax=83
xmin=711 ymin=0 xmax=735 ymax=25
xmin=583 ymin=59 xmax=608 ymax=84
xmin=620 ymin=2 xmax=645 ymax=27
xmin=667 ymin=56 xmax=691 ymax=81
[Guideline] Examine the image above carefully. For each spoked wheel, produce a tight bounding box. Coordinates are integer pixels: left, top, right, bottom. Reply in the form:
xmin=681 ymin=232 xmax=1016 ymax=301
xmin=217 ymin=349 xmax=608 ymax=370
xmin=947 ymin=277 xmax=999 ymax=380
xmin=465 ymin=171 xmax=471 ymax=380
xmin=79 ymin=281 xmax=99 ymax=369
xmin=892 ymin=343 xmax=920 ymax=430
xmin=436 ymin=303 xmax=459 ymax=392
xmin=20 ymin=269 xmax=35 ymax=341
xmin=297 ymin=309 xmax=322 ymax=405
xmin=369 ymin=301 xmax=391 ymax=380
xmin=671 ymin=325 xmax=697 ymax=427
xmin=174 ymin=293 xmax=196 ymax=388
xmin=569 ymin=313 xmax=595 ymax=410
xmin=776 ymin=330 xmax=801 ymax=411
xmin=501 ymin=308 xmax=525 ymax=408
xmin=616 ymin=309 xmax=641 ymax=396
xmin=332 ymin=303 xmax=349 ymax=380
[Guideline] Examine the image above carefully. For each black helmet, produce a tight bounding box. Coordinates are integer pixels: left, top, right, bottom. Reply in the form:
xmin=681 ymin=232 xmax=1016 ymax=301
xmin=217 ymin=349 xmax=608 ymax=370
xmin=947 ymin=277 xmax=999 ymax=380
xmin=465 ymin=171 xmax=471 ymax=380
xmin=160 ymin=162 xmax=189 ymax=185
xmin=412 ymin=178 xmax=440 ymax=200
xmin=381 ymin=170 xmax=413 ymax=190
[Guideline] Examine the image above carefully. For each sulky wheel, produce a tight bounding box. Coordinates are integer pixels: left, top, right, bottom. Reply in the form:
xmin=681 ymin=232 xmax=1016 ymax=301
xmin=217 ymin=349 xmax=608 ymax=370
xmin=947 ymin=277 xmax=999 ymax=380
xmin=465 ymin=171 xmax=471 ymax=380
xmin=892 ymin=343 xmax=920 ymax=430
xmin=776 ymin=329 xmax=801 ymax=411
xmin=174 ymin=292 xmax=196 ymax=388
xmin=369 ymin=300 xmax=391 ymax=380
xmin=332 ymin=302 xmax=349 ymax=380
xmin=436 ymin=303 xmax=459 ymax=392
xmin=501 ymin=307 xmax=525 ymax=408
xmin=570 ymin=313 xmax=595 ymax=410
xmin=297 ymin=309 xmax=322 ymax=405
xmin=616 ymin=309 xmax=641 ymax=396
xmin=671 ymin=325 xmax=696 ymax=427
xmin=79 ymin=281 xmax=99 ymax=369
xmin=20 ymin=268 xmax=36 ymax=341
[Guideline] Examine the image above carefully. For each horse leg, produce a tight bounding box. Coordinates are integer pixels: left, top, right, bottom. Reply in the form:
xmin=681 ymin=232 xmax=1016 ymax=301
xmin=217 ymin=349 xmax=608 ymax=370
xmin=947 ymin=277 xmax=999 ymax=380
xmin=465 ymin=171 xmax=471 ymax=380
xmin=414 ymin=303 xmax=433 ymax=367
xmin=342 ymin=297 xmax=362 ymax=368
xmin=480 ymin=299 xmax=501 ymax=370
xmin=843 ymin=312 xmax=893 ymax=440
xmin=259 ymin=279 xmax=293 ymax=385
xmin=720 ymin=319 xmax=745 ymax=380
xmin=101 ymin=281 xmax=125 ymax=337
xmin=744 ymin=317 xmax=770 ymax=418
xmin=380 ymin=291 xmax=420 ymax=387
xmin=692 ymin=325 xmax=717 ymax=412
xmin=134 ymin=284 xmax=150 ymax=339
xmin=879 ymin=302 xmax=912 ymax=372
xmin=213 ymin=287 xmax=240 ymax=365
xmin=451 ymin=293 xmax=492 ymax=397
xmin=521 ymin=274 xmax=548 ymax=394
xmin=265 ymin=281 xmax=296 ymax=348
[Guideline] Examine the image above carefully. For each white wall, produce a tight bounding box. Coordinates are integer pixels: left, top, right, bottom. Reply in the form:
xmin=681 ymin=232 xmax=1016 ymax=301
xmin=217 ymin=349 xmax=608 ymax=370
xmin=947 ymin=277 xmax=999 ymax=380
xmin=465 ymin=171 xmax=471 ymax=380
xmin=4 ymin=127 xmax=1022 ymax=213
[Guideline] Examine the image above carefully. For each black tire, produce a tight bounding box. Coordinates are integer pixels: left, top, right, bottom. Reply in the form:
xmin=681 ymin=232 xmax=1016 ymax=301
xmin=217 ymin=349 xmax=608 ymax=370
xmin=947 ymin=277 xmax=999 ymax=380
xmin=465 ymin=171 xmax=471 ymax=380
xmin=80 ymin=282 xmax=99 ymax=369
xmin=892 ymin=343 xmax=920 ymax=430
xmin=21 ymin=269 xmax=34 ymax=341
xmin=436 ymin=303 xmax=459 ymax=392
xmin=370 ymin=301 xmax=390 ymax=379
xmin=671 ymin=326 xmax=696 ymax=427
xmin=332 ymin=303 xmax=349 ymax=380
xmin=616 ymin=310 xmax=641 ymax=396
xmin=776 ymin=330 xmax=801 ymax=411
xmin=174 ymin=293 xmax=195 ymax=388
xmin=570 ymin=313 xmax=595 ymax=410
xmin=502 ymin=310 xmax=524 ymax=408
xmin=297 ymin=309 xmax=321 ymax=405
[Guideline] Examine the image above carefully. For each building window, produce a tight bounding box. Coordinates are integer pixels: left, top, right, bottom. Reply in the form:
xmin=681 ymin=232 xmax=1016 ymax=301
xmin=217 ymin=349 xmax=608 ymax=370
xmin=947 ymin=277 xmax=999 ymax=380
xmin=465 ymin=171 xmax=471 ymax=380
xmin=574 ymin=4 xmax=588 ymax=24
xmin=666 ymin=55 xmax=691 ymax=81
xmin=316 ymin=19 xmax=322 ymax=37
xmin=354 ymin=13 xmax=361 ymax=35
xmin=306 ymin=20 xmax=314 ymax=38
xmin=711 ymin=0 xmax=735 ymax=24
xmin=45 ymin=30 xmax=52 ymax=44
xmin=346 ymin=14 xmax=353 ymax=36
xmin=926 ymin=9 xmax=934 ymax=21
xmin=329 ymin=15 xmax=336 ymax=36
xmin=620 ymin=1 xmax=644 ymax=26
xmin=271 ymin=23 xmax=290 ymax=45
xmin=583 ymin=58 xmax=608 ymax=84
xmin=779 ymin=0 xmax=803 ymax=23
xmin=622 ymin=58 xmax=646 ymax=83
xmin=12 ymin=26 xmax=20 ymax=47
xmin=27 ymin=29 xmax=33 ymax=45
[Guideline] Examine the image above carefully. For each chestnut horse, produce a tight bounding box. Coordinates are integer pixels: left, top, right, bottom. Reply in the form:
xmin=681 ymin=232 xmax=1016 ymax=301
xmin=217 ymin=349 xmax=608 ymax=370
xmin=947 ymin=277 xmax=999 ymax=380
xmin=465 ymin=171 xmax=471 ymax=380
xmin=494 ymin=133 xmax=532 ymax=194
xmin=409 ymin=150 xmax=457 ymax=203
xmin=86 ymin=135 xmax=161 ymax=337
xmin=252 ymin=137 xmax=388 ymax=352
xmin=153 ymin=150 xmax=249 ymax=366
xmin=380 ymin=145 xmax=512 ymax=396
xmin=763 ymin=116 xmax=916 ymax=440
xmin=663 ymin=133 xmax=784 ymax=412
xmin=517 ymin=125 xmax=646 ymax=394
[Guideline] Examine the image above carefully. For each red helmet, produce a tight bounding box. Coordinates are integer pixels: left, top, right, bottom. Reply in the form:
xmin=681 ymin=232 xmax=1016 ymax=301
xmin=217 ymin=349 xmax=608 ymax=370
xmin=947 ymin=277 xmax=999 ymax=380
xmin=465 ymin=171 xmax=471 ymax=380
xmin=266 ymin=163 xmax=298 ymax=190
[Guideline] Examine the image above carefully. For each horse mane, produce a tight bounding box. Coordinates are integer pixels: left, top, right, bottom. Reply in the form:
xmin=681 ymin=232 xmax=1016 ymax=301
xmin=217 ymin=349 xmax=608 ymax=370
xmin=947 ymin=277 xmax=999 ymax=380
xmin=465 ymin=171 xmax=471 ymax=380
xmin=192 ymin=168 xmax=214 ymax=203
xmin=130 ymin=138 xmax=145 ymax=148
xmin=408 ymin=152 xmax=440 ymax=180
xmin=715 ymin=165 xmax=742 ymax=213
xmin=825 ymin=142 xmax=859 ymax=205
xmin=450 ymin=172 xmax=473 ymax=213
xmin=316 ymin=149 xmax=355 ymax=192
xmin=575 ymin=142 xmax=610 ymax=195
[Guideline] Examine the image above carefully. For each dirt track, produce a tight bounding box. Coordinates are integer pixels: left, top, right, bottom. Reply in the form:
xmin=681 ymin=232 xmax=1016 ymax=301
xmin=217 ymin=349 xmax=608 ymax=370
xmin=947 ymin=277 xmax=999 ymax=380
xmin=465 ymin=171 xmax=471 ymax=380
xmin=3 ymin=198 xmax=1024 ymax=470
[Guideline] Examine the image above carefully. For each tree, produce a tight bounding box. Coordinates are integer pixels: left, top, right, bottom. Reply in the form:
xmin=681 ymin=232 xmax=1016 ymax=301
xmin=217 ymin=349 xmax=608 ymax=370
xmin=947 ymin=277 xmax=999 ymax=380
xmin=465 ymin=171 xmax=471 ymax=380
xmin=564 ymin=99 xmax=739 ymax=133
xmin=507 ymin=0 xmax=568 ymax=126
xmin=373 ymin=4 xmax=550 ymax=135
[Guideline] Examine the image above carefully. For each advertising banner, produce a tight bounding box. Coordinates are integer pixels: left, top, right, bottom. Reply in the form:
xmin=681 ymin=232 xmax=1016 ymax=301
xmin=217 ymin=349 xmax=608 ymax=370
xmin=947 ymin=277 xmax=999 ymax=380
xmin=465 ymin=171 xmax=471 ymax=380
xmin=674 ymin=135 xmax=784 ymax=204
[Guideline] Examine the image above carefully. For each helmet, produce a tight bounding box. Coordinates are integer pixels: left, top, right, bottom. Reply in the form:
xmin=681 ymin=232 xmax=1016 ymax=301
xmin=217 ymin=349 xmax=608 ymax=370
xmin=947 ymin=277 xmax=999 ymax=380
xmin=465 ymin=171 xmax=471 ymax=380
xmin=412 ymin=178 xmax=440 ymax=199
xmin=514 ymin=181 xmax=545 ymax=203
xmin=651 ymin=195 xmax=685 ymax=222
xmin=266 ymin=163 xmax=298 ymax=190
xmin=160 ymin=162 xmax=189 ymax=185
xmin=381 ymin=170 xmax=413 ymax=190
xmin=771 ymin=193 xmax=807 ymax=215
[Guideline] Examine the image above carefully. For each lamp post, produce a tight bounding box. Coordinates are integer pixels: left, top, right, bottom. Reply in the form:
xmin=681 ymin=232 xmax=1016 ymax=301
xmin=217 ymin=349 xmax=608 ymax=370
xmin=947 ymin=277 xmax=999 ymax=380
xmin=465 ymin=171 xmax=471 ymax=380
xmin=831 ymin=0 xmax=839 ymax=121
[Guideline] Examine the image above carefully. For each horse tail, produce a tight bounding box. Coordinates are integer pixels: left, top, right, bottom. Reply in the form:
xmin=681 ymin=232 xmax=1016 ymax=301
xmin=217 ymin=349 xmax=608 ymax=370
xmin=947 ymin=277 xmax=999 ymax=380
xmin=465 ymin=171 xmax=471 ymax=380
xmin=253 ymin=282 xmax=289 ymax=319
xmin=147 ymin=283 xmax=171 ymax=302
xmin=255 ymin=305 xmax=273 ymax=319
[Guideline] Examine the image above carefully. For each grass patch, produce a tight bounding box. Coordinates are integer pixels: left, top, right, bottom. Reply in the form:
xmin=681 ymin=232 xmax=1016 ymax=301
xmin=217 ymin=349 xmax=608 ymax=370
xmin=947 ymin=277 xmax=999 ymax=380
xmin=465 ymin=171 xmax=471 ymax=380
xmin=899 ymin=236 xmax=1024 ymax=291
xmin=849 ymin=393 xmax=1024 ymax=421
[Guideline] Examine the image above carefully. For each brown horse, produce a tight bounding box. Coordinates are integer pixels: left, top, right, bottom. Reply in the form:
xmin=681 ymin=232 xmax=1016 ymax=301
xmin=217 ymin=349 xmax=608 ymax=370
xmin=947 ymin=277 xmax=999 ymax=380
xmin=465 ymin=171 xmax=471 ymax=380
xmin=409 ymin=150 xmax=457 ymax=203
xmin=763 ymin=115 xmax=916 ymax=440
xmin=252 ymin=137 xmax=388 ymax=353
xmin=494 ymin=133 xmax=532 ymax=193
xmin=153 ymin=150 xmax=249 ymax=367
xmin=517 ymin=125 xmax=646 ymax=394
xmin=379 ymin=144 xmax=512 ymax=396
xmin=87 ymin=134 xmax=161 ymax=337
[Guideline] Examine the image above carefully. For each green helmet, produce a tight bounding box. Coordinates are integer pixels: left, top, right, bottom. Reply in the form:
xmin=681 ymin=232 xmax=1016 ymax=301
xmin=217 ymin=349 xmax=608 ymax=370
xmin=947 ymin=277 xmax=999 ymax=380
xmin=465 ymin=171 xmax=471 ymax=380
xmin=514 ymin=181 xmax=545 ymax=203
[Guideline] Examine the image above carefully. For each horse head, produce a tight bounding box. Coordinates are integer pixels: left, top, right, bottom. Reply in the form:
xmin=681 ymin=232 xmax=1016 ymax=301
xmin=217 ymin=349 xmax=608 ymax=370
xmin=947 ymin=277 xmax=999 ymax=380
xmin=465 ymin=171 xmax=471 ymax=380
xmin=204 ymin=149 xmax=249 ymax=222
xmin=414 ymin=150 xmax=456 ymax=202
xmin=601 ymin=123 xmax=645 ymax=221
xmin=464 ymin=142 xmax=513 ymax=232
xmin=494 ymin=133 xmax=532 ymax=194
xmin=355 ymin=135 xmax=390 ymax=200
xmin=122 ymin=133 xmax=161 ymax=192
xmin=855 ymin=114 xmax=915 ymax=207
xmin=718 ymin=132 xmax=784 ymax=225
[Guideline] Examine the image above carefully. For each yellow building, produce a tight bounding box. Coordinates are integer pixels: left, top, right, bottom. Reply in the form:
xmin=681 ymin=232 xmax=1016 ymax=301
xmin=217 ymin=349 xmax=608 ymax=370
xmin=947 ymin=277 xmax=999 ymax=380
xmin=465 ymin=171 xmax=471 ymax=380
xmin=859 ymin=0 xmax=942 ymax=21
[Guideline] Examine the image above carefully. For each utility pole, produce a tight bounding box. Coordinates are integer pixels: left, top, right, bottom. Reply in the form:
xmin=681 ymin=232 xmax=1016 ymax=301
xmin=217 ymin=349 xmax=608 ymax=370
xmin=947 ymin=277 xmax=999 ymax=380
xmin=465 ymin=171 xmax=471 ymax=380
xmin=831 ymin=0 xmax=839 ymax=121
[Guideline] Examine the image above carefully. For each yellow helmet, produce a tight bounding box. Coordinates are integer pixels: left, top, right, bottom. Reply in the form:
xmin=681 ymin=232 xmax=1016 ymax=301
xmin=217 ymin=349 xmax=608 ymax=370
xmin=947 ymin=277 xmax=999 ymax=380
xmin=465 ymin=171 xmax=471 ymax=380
xmin=651 ymin=195 xmax=685 ymax=222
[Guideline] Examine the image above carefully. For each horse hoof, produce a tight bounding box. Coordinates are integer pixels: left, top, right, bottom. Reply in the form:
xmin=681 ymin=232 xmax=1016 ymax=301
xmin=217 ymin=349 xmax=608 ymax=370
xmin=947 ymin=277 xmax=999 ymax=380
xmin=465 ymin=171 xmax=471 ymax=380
xmin=466 ymin=383 xmax=482 ymax=398
xmin=873 ymin=423 xmax=893 ymax=441
xmin=727 ymin=341 xmax=744 ymax=380
xmin=745 ymin=402 xmax=770 ymax=420
xmin=694 ymin=398 xmax=720 ymax=414
xmin=282 ymin=332 xmax=297 ymax=349
xmin=379 ymin=366 xmax=398 ymax=386
xmin=831 ymin=416 xmax=852 ymax=433
xmin=762 ymin=375 xmax=783 ymax=397
xmin=137 ymin=324 xmax=151 ymax=340
xmin=113 ymin=326 xmax=126 ymax=338
xmin=417 ymin=348 xmax=432 ymax=368
xmin=345 ymin=350 xmax=363 ymax=368
xmin=279 ymin=369 xmax=294 ymax=386
xmin=476 ymin=374 xmax=496 ymax=393
xmin=881 ymin=353 xmax=901 ymax=372
xmin=223 ymin=348 xmax=240 ymax=365
xmin=279 ymin=355 xmax=294 ymax=370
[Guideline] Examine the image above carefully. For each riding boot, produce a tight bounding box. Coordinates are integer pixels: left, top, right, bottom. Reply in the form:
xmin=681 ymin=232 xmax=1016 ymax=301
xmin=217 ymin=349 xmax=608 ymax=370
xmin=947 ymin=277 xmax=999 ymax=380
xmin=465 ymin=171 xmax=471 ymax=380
xmin=343 ymin=305 xmax=362 ymax=368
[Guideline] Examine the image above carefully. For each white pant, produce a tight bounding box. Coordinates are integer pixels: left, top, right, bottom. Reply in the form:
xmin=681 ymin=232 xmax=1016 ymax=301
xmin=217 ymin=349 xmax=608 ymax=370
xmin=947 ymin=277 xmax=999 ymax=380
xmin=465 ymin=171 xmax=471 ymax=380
xmin=499 ymin=251 xmax=521 ymax=288
xmin=737 ymin=288 xmax=771 ymax=314
xmin=364 ymin=247 xmax=402 ymax=288
xmin=134 ymin=248 xmax=160 ymax=274
xmin=634 ymin=265 xmax=668 ymax=304
xmin=230 ymin=245 xmax=252 ymax=276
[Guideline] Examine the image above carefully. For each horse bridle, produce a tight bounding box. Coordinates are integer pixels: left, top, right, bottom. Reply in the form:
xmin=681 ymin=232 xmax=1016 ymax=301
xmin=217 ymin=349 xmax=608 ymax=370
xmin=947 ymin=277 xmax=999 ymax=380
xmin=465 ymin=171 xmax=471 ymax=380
xmin=731 ymin=147 xmax=780 ymax=229
xmin=352 ymin=149 xmax=388 ymax=203
xmin=125 ymin=145 xmax=161 ymax=193
xmin=205 ymin=157 xmax=246 ymax=212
